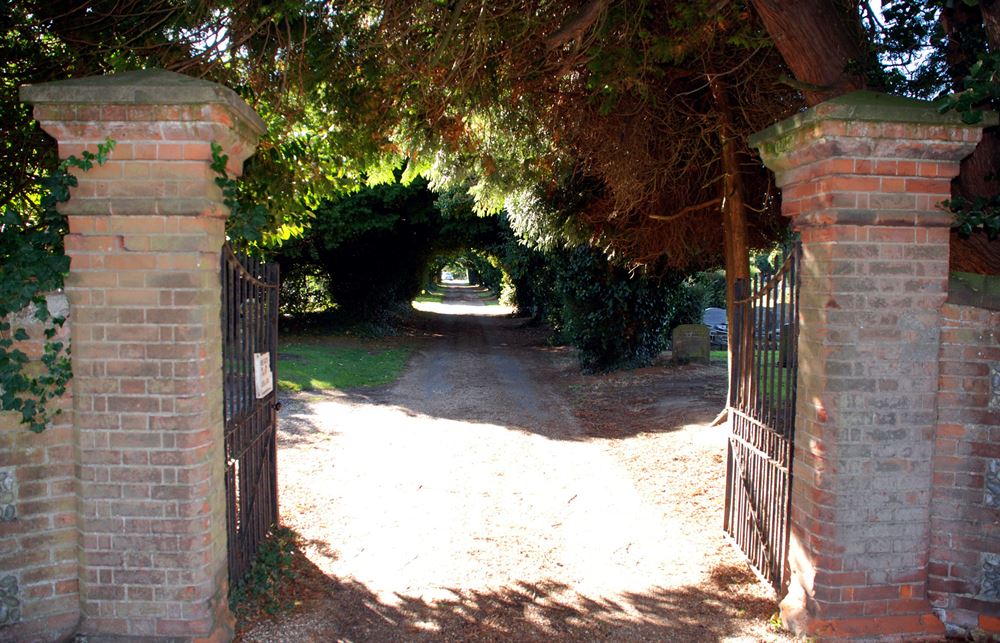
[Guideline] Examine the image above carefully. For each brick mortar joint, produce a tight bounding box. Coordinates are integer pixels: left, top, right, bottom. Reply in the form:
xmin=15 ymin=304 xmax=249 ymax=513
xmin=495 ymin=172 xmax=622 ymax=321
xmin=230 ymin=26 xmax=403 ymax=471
xmin=788 ymin=210 xmax=957 ymax=229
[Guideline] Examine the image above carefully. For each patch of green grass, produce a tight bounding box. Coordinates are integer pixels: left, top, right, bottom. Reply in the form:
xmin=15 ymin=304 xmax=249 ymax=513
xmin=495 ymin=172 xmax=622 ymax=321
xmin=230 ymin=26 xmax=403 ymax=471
xmin=731 ymin=349 xmax=795 ymax=404
xmin=711 ymin=350 xmax=728 ymax=362
xmin=413 ymin=288 xmax=444 ymax=304
xmin=475 ymin=290 xmax=501 ymax=305
xmin=277 ymin=338 xmax=412 ymax=391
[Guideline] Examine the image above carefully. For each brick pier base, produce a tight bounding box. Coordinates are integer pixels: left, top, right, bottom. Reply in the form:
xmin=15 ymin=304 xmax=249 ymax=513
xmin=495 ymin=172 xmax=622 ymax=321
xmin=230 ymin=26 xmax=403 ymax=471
xmin=750 ymin=92 xmax=990 ymax=640
xmin=21 ymin=70 xmax=264 ymax=640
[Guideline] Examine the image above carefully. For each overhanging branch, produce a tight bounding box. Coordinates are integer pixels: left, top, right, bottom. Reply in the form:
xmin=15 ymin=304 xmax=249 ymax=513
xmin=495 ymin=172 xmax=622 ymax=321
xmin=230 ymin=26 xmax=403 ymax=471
xmin=545 ymin=0 xmax=609 ymax=50
xmin=648 ymin=197 xmax=723 ymax=222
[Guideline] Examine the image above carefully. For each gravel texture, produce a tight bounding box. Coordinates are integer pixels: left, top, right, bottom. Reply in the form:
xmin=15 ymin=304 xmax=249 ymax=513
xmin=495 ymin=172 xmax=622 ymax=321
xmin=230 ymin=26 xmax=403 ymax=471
xmin=237 ymin=286 xmax=792 ymax=642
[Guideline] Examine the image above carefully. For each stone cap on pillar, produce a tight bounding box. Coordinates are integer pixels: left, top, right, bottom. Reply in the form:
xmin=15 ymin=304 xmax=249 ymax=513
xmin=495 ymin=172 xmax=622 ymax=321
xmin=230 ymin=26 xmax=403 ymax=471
xmin=20 ymin=68 xmax=266 ymax=136
xmin=750 ymin=91 xmax=997 ymax=149
xmin=748 ymin=91 xmax=995 ymax=228
xmin=750 ymin=91 xmax=997 ymax=172
xmin=20 ymin=69 xmax=265 ymax=216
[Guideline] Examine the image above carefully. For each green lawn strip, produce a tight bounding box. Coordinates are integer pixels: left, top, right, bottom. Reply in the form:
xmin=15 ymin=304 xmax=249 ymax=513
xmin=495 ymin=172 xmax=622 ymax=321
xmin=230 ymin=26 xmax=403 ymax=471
xmin=708 ymin=349 xmax=794 ymax=404
xmin=277 ymin=338 xmax=412 ymax=391
xmin=740 ymin=349 xmax=795 ymax=404
xmin=413 ymin=288 xmax=445 ymax=303
xmin=475 ymin=290 xmax=501 ymax=305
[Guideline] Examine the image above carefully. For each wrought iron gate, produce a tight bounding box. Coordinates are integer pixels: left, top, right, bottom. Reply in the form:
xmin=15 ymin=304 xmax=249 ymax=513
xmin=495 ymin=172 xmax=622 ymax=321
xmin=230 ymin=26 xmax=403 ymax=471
xmin=724 ymin=244 xmax=800 ymax=594
xmin=221 ymin=242 xmax=280 ymax=587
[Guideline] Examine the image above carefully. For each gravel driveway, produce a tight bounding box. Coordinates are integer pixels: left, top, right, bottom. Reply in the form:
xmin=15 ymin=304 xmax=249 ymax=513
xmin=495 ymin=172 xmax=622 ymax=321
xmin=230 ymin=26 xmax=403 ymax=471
xmin=238 ymin=286 xmax=791 ymax=642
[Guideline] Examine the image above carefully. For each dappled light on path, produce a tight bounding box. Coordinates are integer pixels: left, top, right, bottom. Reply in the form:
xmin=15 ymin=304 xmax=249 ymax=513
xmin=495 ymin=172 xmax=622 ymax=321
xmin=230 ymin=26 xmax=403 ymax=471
xmin=411 ymin=284 xmax=515 ymax=316
xmin=278 ymin=391 xmax=701 ymax=603
xmin=244 ymin=299 xmax=787 ymax=641
xmin=240 ymin=540 xmax=783 ymax=642
xmin=257 ymin=389 xmax=788 ymax=641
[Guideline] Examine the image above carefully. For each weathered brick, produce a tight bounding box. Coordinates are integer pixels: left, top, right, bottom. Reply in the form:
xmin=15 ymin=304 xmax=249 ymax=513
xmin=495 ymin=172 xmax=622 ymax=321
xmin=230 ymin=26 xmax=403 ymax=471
xmin=751 ymin=94 xmax=989 ymax=640
xmin=926 ymin=302 xmax=1000 ymax=635
xmin=17 ymin=69 xmax=266 ymax=639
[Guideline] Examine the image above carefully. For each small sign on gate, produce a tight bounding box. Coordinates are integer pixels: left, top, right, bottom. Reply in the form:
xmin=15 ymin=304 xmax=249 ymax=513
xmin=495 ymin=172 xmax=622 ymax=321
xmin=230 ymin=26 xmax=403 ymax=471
xmin=253 ymin=352 xmax=273 ymax=399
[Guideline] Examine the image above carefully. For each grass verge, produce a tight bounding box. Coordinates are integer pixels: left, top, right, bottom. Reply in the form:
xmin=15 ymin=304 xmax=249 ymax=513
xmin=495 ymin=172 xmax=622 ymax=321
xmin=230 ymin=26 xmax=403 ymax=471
xmin=413 ymin=287 xmax=445 ymax=304
xmin=476 ymin=289 xmax=501 ymax=305
xmin=278 ymin=338 xmax=412 ymax=391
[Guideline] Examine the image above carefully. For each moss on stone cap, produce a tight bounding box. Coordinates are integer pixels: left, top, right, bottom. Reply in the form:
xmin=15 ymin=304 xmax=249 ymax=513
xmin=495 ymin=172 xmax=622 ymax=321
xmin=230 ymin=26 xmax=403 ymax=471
xmin=749 ymin=90 xmax=998 ymax=149
xmin=20 ymin=68 xmax=265 ymax=134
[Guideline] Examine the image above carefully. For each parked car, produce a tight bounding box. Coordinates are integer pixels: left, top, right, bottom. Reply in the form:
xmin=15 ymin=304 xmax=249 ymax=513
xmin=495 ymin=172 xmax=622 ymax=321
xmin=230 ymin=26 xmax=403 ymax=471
xmin=702 ymin=307 xmax=728 ymax=348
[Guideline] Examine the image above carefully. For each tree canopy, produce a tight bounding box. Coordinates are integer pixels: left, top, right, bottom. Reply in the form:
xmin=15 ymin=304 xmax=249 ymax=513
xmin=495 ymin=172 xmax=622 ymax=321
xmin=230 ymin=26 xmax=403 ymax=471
xmin=3 ymin=0 xmax=998 ymax=382
xmin=3 ymin=0 xmax=998 ymax=270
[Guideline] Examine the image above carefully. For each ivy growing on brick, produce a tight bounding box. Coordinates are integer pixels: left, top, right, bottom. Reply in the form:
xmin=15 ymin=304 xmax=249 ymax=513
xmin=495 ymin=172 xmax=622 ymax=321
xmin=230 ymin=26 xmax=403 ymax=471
xmin=938 ymin=51 xmax=1000 ymax=240
xmin=210 ymin=141 xmax=268 ymax=248
xmin=0 ymin=139 xmax=114 ymax=433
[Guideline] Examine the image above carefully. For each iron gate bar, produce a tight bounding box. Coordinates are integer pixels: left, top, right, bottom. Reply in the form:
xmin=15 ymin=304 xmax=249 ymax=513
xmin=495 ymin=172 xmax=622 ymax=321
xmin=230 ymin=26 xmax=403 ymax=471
xmin=221 ymin=242 xmax=280 ymax=589
xmin=724 ymin=243 xmax=799 ymax=594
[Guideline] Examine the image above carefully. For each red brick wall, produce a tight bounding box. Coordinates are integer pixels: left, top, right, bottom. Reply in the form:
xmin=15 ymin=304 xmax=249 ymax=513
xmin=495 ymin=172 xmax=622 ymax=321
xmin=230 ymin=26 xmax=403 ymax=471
xmin=20 ymin=69 xmax=264 ymax=640
xmin=930 ymin=299 xmax=1000 ymax=639
xmin=0 ymin=295 xmax=80 ymax=641
xmin=748 ymin=91 xmax=986 ymax=641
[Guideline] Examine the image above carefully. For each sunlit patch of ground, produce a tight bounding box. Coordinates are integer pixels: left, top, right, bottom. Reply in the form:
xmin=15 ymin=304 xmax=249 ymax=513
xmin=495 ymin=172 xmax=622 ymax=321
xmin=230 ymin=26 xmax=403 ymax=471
xmin=279 ymin=393 xmax=703 ymax=606
xmin=412 ymin=284 xmax=513 ymax=316
xmin=239 ymin=289 xmax=789 ymax=641
xmin=411 ymin=299 xmax=514 ymax=316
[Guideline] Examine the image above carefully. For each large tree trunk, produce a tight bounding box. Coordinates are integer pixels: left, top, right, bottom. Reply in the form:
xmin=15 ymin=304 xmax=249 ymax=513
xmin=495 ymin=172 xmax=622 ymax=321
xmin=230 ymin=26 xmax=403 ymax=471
xmin=754 ymin=0 xmax=999 ymax=276
xmin=709 ymin=75 xmax=750 ymax=387
xmin=749 ymin=0 xmax=875 ymax=105
xmin=941 ymin=1 xmax=991 ymax=89
xmin=983 ymin=0 xmax=1000 ymax=48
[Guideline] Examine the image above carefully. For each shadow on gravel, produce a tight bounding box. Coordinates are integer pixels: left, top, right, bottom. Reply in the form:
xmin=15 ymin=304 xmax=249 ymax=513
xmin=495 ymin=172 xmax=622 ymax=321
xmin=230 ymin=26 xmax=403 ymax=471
xmin=236 ymin=535 xmax=782 ymax=643
xmin=276 ymin=304 xmax=728 ymax=443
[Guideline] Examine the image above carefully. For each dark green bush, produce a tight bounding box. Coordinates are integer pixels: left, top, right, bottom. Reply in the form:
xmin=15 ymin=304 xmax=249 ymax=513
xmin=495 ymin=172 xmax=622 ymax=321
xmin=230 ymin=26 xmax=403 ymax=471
xmin=279 ymin=270 xmax=333 ymax=314
xmin=548 ymin=245 xmax=678 ymax=372
xmin=275 ymin=178 xmax=506 ymax=327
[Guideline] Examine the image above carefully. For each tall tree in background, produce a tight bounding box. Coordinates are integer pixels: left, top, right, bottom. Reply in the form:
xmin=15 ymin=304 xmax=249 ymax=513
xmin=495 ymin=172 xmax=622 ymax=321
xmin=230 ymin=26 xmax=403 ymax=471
xmin=369 ymin=0 xmax=801 ymax=315
xmin=3 ymin=1 xmax=996 ymax=272
xmin=1 ymin=0 xmax=378 ymax=242
xmin=753 ymin=0 xmax=999 ymax=274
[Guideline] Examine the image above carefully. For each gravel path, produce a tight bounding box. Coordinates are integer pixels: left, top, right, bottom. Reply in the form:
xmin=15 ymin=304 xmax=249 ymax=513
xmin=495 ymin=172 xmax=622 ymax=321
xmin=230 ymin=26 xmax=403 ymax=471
xmin=238 ymin=286 xmax=791 ymax=642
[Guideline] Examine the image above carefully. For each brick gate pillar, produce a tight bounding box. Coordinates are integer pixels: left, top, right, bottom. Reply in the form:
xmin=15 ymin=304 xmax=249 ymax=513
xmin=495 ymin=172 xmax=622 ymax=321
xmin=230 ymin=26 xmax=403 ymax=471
xmin=749 ymin=92 xmax=991 ymax=640
xmin=21 ymin=70 xmax=264 ymax=640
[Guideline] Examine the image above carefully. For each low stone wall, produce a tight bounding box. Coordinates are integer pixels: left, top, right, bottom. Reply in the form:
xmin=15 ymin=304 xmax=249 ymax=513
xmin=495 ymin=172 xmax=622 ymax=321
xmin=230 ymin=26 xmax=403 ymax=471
xmin=929 ymin=275 xmax=1000 ymax=639
xmin=0 ymin=294 xmax=79 ymax=641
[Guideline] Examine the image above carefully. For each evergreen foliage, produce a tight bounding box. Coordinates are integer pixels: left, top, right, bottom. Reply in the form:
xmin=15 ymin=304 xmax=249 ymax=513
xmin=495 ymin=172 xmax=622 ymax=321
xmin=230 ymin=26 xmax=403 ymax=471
xmin=546 ymin=246 xmax=679 ymax=373
xmin=0 ymin=140 xmax=114 ymax=432
xmin=3 ymin=0 xmax=998 ymax=381
xmin=274 ymin=177 xmax=507 ymax=327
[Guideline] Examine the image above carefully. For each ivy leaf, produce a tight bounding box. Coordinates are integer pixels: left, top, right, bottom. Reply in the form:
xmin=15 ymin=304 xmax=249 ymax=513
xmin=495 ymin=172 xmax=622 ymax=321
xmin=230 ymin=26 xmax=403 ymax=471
xmin=1 ymin=138 xmax=111 ymax=431
xmin=961 ymin=109 xmax=984 ymax=124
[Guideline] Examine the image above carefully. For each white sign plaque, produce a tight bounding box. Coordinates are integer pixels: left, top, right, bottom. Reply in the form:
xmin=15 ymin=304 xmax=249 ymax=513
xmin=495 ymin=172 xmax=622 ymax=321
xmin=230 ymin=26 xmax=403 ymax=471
xmin=253 ymin=352 xmax=273 ymax=399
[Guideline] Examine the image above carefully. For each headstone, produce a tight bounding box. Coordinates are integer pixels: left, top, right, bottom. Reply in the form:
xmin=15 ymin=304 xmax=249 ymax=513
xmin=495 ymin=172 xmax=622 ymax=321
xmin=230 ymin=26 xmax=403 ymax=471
xmin=672 ymin=324 xmax=709 ymax=365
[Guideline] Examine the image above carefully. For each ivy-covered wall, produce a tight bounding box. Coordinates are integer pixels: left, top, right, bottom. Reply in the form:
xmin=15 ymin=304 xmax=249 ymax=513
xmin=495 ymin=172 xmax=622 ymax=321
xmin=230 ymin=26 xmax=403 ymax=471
xmin=0 ymin=294 xmax=79 ymax=642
